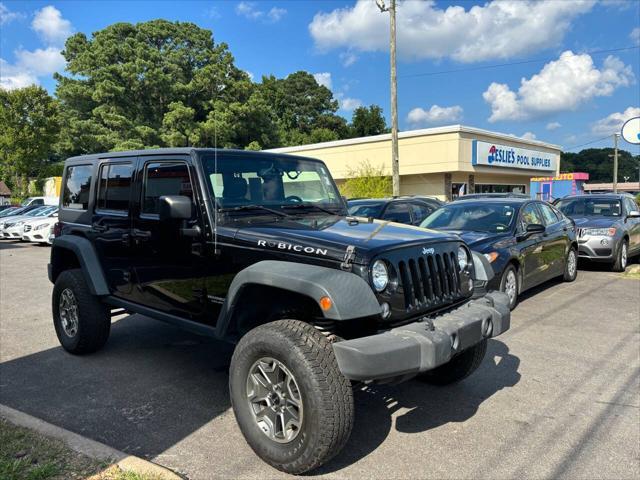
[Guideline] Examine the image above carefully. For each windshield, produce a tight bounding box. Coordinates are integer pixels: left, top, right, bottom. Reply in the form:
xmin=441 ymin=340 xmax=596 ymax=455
xmin=347 ymin=203 xmax=384 ymax=217
xmin=200 ymin=153 xmax=344 ymax=214
xmin=0 ymin=207 xmax=18 ymax=217
xmin=421 ymin=202 xmax=516 ymax=233
xmin=556 ymin=198 xmax=622 ymax=217
xmin=32 ymin=206 xmax=57 ymax=217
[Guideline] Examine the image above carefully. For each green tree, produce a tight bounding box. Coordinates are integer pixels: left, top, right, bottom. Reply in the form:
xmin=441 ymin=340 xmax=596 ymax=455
xmin=561 ymin=148 xmax=640 ymax=183
xmin=340 ymin=160 xmax=392 ymax=199
xmin=349 ymin=105 xmax=388 ymax=138
xmin=0 ymin=86 xmax=60 ymax=195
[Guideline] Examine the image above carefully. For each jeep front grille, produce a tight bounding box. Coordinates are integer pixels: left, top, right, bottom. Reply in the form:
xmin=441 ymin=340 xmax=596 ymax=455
xmin=396 ymin=251 xmax=461 ymax=310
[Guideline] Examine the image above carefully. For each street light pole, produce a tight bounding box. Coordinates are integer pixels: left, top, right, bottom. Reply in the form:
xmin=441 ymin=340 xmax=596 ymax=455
xmin=377 ymin=0 xmax=400 ymax=196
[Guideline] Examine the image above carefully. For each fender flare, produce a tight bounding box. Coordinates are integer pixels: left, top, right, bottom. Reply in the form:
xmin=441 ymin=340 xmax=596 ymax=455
xmin=49 ymin=236 xmax=110 ymax=296
xmin=216 ymin=260 xmax=382 ymax=338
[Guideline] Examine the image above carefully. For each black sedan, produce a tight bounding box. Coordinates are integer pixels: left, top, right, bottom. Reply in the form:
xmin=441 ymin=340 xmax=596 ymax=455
xmin=420 ymin=198 xmax=579 ymax=309
xmin=347 ymin=196 xmax=443 ymax=226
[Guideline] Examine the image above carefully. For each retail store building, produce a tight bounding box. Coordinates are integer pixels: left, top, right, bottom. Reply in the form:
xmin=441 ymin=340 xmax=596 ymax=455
xmin=270 ymin=125 xmax=562 ymax=201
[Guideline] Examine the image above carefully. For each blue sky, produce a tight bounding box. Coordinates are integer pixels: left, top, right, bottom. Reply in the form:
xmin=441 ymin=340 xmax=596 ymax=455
xmin=1 ymin=0 xmax=639 ymax=153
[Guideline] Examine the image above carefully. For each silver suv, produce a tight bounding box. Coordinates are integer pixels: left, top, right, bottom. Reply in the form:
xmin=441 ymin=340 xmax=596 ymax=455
xmin=554 ymin=193 xmax=640 ymax=271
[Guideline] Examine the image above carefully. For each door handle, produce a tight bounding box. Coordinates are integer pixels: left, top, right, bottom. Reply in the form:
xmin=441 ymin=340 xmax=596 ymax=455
xmin=132 ymin=229 xmax=152 ymax=239
xmin=91 ymin=224 xmax=109 ymax=233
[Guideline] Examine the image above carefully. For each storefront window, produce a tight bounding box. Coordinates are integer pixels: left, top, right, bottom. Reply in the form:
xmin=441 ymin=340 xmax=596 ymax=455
xmin=476 ymin=184 xmax=526 ymax=194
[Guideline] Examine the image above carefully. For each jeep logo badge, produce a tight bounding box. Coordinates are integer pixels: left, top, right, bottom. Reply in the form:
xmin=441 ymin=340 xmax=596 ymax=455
xmin=422 ymin=247 xmax=435 ymax=255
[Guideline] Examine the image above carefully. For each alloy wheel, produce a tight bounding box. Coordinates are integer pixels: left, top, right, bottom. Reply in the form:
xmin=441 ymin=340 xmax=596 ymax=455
xmin=567 ymin=250 xmax=577 ymax=278
xmin=504 ymin=270 xmax=517 ymax=305
xmin=59 ymin=288 xmax=79 ymax=337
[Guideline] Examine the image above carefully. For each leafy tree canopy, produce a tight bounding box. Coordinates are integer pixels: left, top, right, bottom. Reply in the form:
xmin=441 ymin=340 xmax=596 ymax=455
xmin=340 ymin=160 xmax=392 ymax=199
xmin=349 ymin=105 xmax=388 ymax=138
xmin=561 ymin=148 xmax=640 ymax=183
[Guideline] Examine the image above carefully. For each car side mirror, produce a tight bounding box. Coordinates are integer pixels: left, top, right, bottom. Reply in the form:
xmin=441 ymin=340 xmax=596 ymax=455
xmin=627 ymin=210 xmax=640 ymax=218
xmin=526 ymin=223 xmax=546 ymax=234
xmin=158 ymin=195 xmax=192 ymax=221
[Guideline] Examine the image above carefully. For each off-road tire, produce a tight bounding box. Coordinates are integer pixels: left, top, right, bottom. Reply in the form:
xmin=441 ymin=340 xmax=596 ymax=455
xmin=52 ymin=269 xmax=110 ymax=354
xmin=499 ymin=264 xmax=519 ymax=310
xmin=420 ymin=339 xmax=488 ymax=386
xmin=563 ymin=247 xmax=578 ymax=282
xmin=229 ymin=320 xmax=354 ymax=474
xmin=612 ymin=239 xmax=628 ymax=272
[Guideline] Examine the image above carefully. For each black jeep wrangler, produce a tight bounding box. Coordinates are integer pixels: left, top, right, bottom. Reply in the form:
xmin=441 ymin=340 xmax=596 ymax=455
xmin=49 ymin=148 xmax=510 ymax=474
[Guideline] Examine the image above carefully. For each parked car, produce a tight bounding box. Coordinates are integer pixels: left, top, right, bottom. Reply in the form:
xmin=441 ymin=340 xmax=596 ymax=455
xmin=451 ymin=193 xmax=529 ymax=201
xmin=347 ymin=196 xmax=443 ymax=226
xmin=21 ymin=196 xmax=58 ymax=207
xmin=0 ymin=205 xmax=17 ymax=213
xmin=21 ymin=209 xmax=59 ymax=244
xmin=420 ymin=198 xmax=578 ymax=309
xmin=49 ymin=148 xmax=510 ymax=474
xmin=554 ymin=193 xmax=640 ymax=271
xmin=0 ymin=204 xmax=41 ymax=218
xmin=0 ymin=206 xmax=58 ymax=239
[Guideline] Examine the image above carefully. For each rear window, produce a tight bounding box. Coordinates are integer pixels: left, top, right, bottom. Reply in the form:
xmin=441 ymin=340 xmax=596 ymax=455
xmin=347 ymin=203 xmax=384 ymax=217
xmin=62 ymin=165 xmax=92 ymax=210
xmin=97 ymin=163 xmax=133 ymax=213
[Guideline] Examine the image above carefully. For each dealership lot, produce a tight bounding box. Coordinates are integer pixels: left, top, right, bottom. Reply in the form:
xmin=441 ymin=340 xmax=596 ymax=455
xmin=1 ymin=241 xmax=639 ymax=480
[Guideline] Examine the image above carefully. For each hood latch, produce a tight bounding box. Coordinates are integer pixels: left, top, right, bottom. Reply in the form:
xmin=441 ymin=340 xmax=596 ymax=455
xmin=341 ymin=245 xmax=356 ymax=271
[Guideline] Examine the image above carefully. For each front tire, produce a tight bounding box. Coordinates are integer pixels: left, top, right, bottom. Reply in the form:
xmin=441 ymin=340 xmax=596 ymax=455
xmin=229 ymin=320 xmax=354 ymax=474
xmin=564 ymin=247 xmax=578 ymax=281
xmin=612 ymin=239 xmax=628 ymax=272
xmin=52 ymin=269 xmax=110 ymax=354
xmin=420 ymin=339 xmax=488 ymax=386
xmin=499 ymin=265 xmax=519 ymax=310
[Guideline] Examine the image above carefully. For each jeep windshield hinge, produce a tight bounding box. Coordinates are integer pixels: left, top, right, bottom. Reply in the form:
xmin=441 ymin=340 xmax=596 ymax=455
xmin=341 ymin=245 xmax=356 ymax=271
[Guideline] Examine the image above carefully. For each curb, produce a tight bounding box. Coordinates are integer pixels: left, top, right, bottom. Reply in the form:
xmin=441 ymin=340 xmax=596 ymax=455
xmin=0 ymin=404 xmax=182 ymax=479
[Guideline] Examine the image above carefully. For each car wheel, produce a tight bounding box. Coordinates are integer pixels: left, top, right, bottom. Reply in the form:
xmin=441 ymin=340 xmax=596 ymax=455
xmin=52 ymin=269 xmax=110 ymax=354
xmin=229 ymin=320 xmax=354 ymax=474
xmin=563 ymin=247 xmax=578 ymax=282
xmin=419 ymin=339 xmax=487 ymax=386
xmin=499 ymin=265 xmax=519 ymax=310
xmin=612 ymin=239 xmax=628 ymax=272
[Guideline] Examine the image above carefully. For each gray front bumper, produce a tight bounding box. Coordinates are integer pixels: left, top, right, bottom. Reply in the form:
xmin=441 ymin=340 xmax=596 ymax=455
xmin=332 ymin=291 xmax=510 ymax=382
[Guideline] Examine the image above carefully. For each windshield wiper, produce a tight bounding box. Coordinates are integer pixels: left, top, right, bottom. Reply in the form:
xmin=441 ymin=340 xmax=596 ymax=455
xmin=218 ymin=205 xmax=293 ymax=218
xmin=282 ymin=203 xmax=341 ymax=215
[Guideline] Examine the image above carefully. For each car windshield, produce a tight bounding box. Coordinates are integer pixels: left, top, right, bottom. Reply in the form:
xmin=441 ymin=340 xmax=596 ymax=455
xmin=200 ymin=153 xmax=344 ymax=214
xmin=0 ymin=207 xmax=18 ymax=217
xmin=421 ymin=202 xmax=517 ymax=233
xmin=556 ymin=198 xmax=622 ymax=217
xmin=32 ymin=206 xmax=57 ymax=217
xmin=347 ymin=203 xmax=384 ymax=217
xmin=26 ymin=206 xmax=51 ymax=216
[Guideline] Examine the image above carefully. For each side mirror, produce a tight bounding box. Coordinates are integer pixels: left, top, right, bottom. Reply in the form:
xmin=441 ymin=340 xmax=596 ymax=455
xmin=526 ymin=223 xmax=546 ymax=234
xmin=158 ymin=195 xmax=192 ymax=221
xmin=628 ymin=210 xmax=640 ymax=218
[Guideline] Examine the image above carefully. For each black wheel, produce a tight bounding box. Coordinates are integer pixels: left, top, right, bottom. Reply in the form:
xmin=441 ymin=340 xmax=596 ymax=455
xmin=52 ymin=269 xmax=110 ymax=354
xmin=612 ymin=239 xmax=628 ymax=272
xmin=420 ymin=339 xmax=487 ymax=386
xmin=564 ymin=247 xmax=578 ymax=281
xmin=499 ymin=264 xmax=519 ymax=310
xmin=229 ymin=320 xmax=353 ymax=474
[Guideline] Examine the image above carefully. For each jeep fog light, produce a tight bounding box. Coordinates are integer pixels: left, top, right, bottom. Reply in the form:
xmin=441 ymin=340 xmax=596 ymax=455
xmin=381 ymin=302 xmax=391 ymax=318
xmin=371 ymin=260 xmax=389 ymax=292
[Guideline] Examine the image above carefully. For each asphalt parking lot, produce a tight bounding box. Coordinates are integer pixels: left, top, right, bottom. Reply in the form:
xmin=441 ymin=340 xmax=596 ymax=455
xmin=1 ymin=240 xmax=639 ymax=480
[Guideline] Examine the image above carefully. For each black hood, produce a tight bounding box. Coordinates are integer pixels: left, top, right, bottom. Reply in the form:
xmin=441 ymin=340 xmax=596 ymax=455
xmin=570 ymin=216 xmax=622 ymax=228
xmin=230 ymin=216 xmax=461 ymax=264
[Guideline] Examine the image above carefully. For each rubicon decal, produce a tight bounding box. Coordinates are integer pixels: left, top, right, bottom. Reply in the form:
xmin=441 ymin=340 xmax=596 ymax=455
xmin=257 ymin=240 xmax=328 ymax=256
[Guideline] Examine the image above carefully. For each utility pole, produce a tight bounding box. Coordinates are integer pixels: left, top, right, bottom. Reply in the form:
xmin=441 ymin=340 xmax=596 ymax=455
xmin=613 ymin=133 xmax=619 ymax=193
xmin=377 ymin=0 xmax=400 ymax=196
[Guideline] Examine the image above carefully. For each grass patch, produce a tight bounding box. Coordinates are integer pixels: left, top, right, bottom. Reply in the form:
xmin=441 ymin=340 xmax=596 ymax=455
xmin=0 ymin=418 xmax=163 ymax=480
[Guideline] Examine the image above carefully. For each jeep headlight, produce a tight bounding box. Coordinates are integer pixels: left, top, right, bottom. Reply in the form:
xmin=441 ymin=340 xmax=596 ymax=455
xmin=457 ymin=246 xmax=470 ymax=271
xmin=371 ymin=260 xmax=389 ymax=292
xmin=584 ymin=227 xmax=616 ymax=236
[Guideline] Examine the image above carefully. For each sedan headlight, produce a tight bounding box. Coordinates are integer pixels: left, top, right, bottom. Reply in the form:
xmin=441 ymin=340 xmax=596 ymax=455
xmin=371 ymin=260 xmax=389 ymax=292
xmin=12 ymin=221 xmax=24 ymax=228
xmin=35 ymin=223 xmax=50 ymax=230
xmin=457 ymin=246 xmax=470 ymax=271
xmin=584 ymin=227 xmax=616 ymax=236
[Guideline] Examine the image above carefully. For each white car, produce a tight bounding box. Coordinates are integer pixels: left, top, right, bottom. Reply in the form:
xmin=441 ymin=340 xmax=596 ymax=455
xmin=22 ymin=215 xmax=58 ymax=244
xmin=1 ymin=206 xmax=58 ymax=239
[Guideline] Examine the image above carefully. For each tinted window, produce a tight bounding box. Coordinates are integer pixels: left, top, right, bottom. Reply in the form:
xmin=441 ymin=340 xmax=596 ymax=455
xmin=624 ymin=198 xmax=638 ymax=214
xmin=63 ymin=165 xmax=92 ymax=210
xmin=556 ymin=198 xmax=622 ymax=217
xmin=382 ymin=203 xmax=412 ymax=224
xmin=520 ymin=203 xmax=543 ymax=229
xmin=348 ymin=203 xmax=384 ymax=217
xmin=97 ymin=163 xmax=133 ymax=212
xmin=421 ymin=203 xmax=516 ymax=233
xmin=142 ymin=162 xmax=193 ymax=215
xmin=411 ymin=202 xmax=435 ymax=225
xmin=538 ymin=203 xmax=559 ymax=226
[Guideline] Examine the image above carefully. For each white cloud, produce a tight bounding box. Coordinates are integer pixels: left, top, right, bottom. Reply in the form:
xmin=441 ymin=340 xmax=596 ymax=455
xmin=337 ymin=94 xmax=362 ymax=111
xmin=32 ymin=5 xmax=72 ymax=45
xmin=0 ymin=59 xmax=38 ymax=90
xmin=14 ymin=47 xmax=66 ymax=75
xmin=520 ymin=132 xmax=537 ymax=140
xmin=591 ymin=107 xmax=640 ymax=136
xmin=309 ymin=0 xmax=595 ymax=63
xmin=631 ymin=27 xmax=640 ymax=44
xmin=546 ymin=122 xmax=562 ymax=130
xmin=407 ymin=104 xmax=463 ymax=126
xmin=236 ymin=2 xmax=286 ymax=22
xmin=313 ymin=72 xmax=332 ymax=90
xmin=483 ymin=51 xmax=634 ymax=122
xmin=0 ymin=2 xmax=24 ymax=25
xmin=339 ymin=51 xmax=358 ymax=67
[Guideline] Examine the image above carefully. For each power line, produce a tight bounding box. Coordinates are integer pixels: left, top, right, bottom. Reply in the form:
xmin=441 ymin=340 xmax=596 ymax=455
xmin=399 ymin=46 xmax=640 ymax=79
xmin=564 ymin=135 xmax=612 ymax=151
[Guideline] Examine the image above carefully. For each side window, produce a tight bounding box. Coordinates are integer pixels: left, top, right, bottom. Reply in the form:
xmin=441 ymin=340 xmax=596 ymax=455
xmin=410 ymin=202 xmax=434 ymax=225
xmin=625 ymin=198 xmax=638 ymax=214
xmin=142 ymin=162 xmax=193 ymax=216
xmin=519 ymin=203 xmax=543 ymax=230
xmin=62 ymin=165 xmax=92 ymax=210
xmin=538 ymin=203 xmax=559 ymax=226
xmin=96 ymin=163 xmax=133 ymax=213
xmin=382 ymin=203 xmax=411 ymax=224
